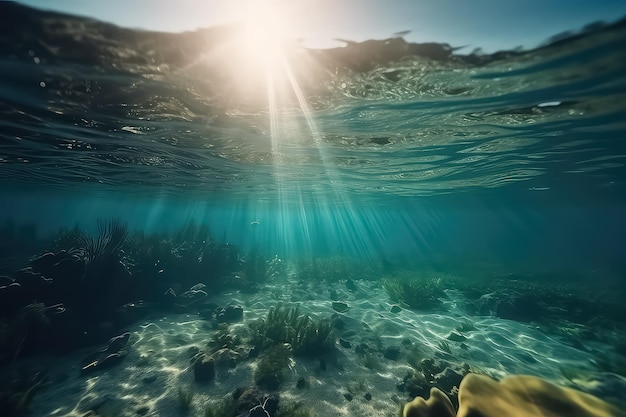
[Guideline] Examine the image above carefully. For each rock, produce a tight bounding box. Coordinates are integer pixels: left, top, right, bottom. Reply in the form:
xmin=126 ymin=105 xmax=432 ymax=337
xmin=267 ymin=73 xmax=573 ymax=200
xmin=331 ymin=316 xmax=346 ymax=330
xmin=104 ymin=332 xmax=130 ymax=353
xmin=263 ymin=396 xmax=279 ymax=416
xmin=446 ymin=331 xmax=466 ymax=342
xmin=345 ymin=279 xmax=358 ymax=292
xmin=187 ymin=346 xmax=200 ymax=358
xmin=0 ymin=275 xmax=14 ymax=286
xmin=248 ymin=405 xmax=270 ymax=417
xmin=142 ymin=375 xmax=157 ymax=384
xmin=354 ymin=343 xmax=369 ymax=355
xmin=434 ymin=368 xmax=464 ymax=393
xmin=256 ymin=371 xmax=281 ymax=391
xmin=115 ymin=301 xmax=150 ymax=327
xmin=216 ymin=305 xmax=244 ymax=323
xmin=296 ymin=377 xmax=307 ymax=389
xmin=234 ymin=388 xmax=277 ymax=416
xmin=80 ymin=332 xmax=131 ymax=375
xmin=51 ymin=256 xmax=85 ymax=287
xmin=332 ymin=301 xmax=350 ymax=313
xmin=390 ymin=305 xmax=402 ymax=314
xmin=211 ymin=348 xmax=240 ymax=368
xmin=193 ymin=354 xmax=215 ymax=383
xmin=420 ymin=358 xmax=447 ymax=378
xmin=81 ymin=352 xmax=127 ymax=375
xmin=178 ymin=289 xmax=207 ymax=307
xmin=30 ymin=252 xmax=57 ymax=272
xmin=136 ymin=406 xmax=150 ymax=416
xmin=343 ymin=392 xmax=353 ymax=402
xmin=0 ymin=282 xmax=26 ymax=316
xmin=364 ymin=392 xmax=372 ymax=401
xmin=162 ymin=288 xmax=177 ymax=307
xmin=190 ymin=283 xmax=206 ymax=291
xmin=339 ymin=338 xmax=352 ymax=349
xmin=384 ymin=346 xmax=402 ymax=361
xmin=408 ymin=383 xmax=428 ymax=399
xmin=15 ymin=268 xmax=52 ymax=295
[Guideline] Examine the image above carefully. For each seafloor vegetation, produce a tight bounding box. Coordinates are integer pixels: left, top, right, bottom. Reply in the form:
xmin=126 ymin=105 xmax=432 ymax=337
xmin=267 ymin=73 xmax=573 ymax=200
xmin=0 ymin=218 xmax=625 ymax=416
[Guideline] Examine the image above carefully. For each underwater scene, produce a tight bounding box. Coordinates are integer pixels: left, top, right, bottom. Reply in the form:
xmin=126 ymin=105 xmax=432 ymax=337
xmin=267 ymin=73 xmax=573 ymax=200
xmin=1 ymin=1 xmax=626 ymax=416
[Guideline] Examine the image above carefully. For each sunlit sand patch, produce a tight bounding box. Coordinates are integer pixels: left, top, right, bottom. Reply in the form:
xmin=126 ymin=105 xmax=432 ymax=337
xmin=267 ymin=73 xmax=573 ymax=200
xmin=25 ymin=272 xmax=618 ymax=416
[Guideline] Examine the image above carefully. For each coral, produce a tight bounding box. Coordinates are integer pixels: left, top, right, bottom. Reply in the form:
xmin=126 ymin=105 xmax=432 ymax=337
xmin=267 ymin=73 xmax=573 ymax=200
xmin=457 ymin=373 xmax=625 ymax=417
xmin=402 ymin=373 xmax=626 ymax=417
xmin=400 ymin=387 xmax=455 ymax=417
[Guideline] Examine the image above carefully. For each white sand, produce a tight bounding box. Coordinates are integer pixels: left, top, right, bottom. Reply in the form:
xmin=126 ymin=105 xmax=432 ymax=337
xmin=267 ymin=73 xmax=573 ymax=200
xmin=25 ymin=272 xmax=619 ymax=417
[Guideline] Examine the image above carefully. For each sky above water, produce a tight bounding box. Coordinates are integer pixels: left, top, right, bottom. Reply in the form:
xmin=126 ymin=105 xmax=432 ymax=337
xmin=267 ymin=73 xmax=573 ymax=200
xmin=15 ymin=0 xmax=626 ymax=52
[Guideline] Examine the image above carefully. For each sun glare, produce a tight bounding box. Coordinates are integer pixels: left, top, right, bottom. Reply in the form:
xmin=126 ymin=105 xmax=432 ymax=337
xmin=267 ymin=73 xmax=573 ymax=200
xmin=239 ymin=3 xmax=293 ymax=65
xmin=220 ymin=2 xmax=368 ymax=259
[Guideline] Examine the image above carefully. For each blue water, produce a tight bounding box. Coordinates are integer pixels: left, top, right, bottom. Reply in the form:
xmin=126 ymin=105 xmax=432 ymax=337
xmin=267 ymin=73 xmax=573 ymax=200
xmin=1 ymin=3 xmax=625 ymax=278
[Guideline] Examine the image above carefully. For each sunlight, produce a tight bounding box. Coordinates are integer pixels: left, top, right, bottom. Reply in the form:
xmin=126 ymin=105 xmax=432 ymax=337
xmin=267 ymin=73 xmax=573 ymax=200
xmin=239 ymin=2 xmax=293 ymax=69
xmin=219 ymin=2 xmax=386 ymax=261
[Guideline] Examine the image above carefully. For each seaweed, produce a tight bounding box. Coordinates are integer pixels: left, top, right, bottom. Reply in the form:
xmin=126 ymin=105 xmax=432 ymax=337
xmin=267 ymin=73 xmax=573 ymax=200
xmin=277 ymin=399 xmax=316 ymax=417
xmin=203 ymin=395 xmax=236 ymax=417
xmin=208 ymin=325 xmax=243 ymax=354
xmin=254 ymin=343 xmax=293 ymax=389
xmin=80 ymin=218 xmax=128 ymax=264
xmin=0 ymin=302 xmax=59 ymax=364
xmin=177 ymin=385 xmax=195 ymax=410
xmin=295 ymin=256 xmax=377 ymax=283
xmin=383 ymin=275 xmax=446 ymax=310
xmin=249 ymin=304 xmax=335 ymax=356
xmin=243 ymin=248 xmax=267 ymax=284
xmin=172 ymin=220 xmax=212 ymax=247
xmin=49 ymin=224 xmax=88 ymax=252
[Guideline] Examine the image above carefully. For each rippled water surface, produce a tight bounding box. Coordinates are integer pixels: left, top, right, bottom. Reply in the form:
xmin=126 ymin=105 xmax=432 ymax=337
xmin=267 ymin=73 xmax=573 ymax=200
xmin=1 ymin=3 xmax=625 ymax=202
xmin=0 ymin=3 xmax=625 ymax=270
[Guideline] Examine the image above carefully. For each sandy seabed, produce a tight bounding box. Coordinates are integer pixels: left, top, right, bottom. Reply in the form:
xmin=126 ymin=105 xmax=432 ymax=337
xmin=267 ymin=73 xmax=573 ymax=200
xmin=25 ymin=274 xmax=620 ymax=417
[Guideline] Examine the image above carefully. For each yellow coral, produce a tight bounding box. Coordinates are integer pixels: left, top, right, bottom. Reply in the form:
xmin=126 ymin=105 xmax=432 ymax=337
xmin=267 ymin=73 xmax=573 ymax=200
xmin=401 ymin=387 xmax=455 ymax=417
xmin=400 ymin=374 xmax=626 ymax=417
xmin=458 ymin=374 xmax=625 ymax=417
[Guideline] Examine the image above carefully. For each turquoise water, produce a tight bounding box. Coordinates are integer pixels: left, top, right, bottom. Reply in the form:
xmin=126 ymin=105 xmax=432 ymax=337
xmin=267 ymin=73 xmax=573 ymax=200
xmin=1 ymin=5 xmax=625 ymax=273
xmin=1 ymin=3 xmax=626 ymax=416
